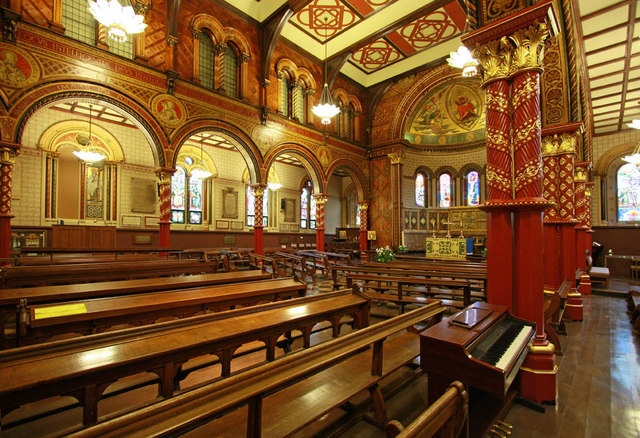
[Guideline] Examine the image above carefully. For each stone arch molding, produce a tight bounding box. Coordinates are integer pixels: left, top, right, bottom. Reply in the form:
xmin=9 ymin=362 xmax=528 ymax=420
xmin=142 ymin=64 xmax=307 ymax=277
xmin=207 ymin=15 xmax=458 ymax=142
xmin=39 ymin=120 xmax=124 ymax=162
xmin=324 ymin=158 xmax=369 ymax=201
xmin=264 ymin=143 xmax=324 ymax=194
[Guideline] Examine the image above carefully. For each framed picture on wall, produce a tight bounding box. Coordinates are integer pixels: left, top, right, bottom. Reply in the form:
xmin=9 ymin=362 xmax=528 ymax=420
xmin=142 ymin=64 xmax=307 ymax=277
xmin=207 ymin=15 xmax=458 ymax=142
xmin=367 ymin=230 xmax=377 ymax=241
xmin=222 ymin=188 xmax=238 ymax=219
xmin=284 ymin=198 xmax=296 ymax=222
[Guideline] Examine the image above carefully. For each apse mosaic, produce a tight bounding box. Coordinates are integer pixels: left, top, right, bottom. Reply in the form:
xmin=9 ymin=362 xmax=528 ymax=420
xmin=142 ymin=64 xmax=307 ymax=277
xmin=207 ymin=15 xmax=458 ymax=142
xmin=405 ymin=78 xmax=486 ymax=146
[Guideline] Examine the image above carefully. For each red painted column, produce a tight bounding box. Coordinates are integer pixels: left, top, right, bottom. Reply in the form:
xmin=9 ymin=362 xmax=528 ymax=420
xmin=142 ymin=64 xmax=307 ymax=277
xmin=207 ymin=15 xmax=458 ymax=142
xmin=388 ymin=151 xmax=404 ymax=248
xmin=543 ymin=224 xmax=560 ymax=289
xmin=155 ymin=168 xmax=176 ymax=249
xmin=479 ymin=77 xmax=514 ymax=309
xmin=542 ymin=140 xmax=561 ymax=292
xmin=0 ymin=142 xmax=20 ymax=260
xmin=574 ymin=163 xmax=592 ymax=294
xmin=252 ymin=184 xmax=266 ymax=255
xmin=358 ymin=201 xmax=369 ymax=257
xmin=314 ymin=193 xmax=327 ymax=252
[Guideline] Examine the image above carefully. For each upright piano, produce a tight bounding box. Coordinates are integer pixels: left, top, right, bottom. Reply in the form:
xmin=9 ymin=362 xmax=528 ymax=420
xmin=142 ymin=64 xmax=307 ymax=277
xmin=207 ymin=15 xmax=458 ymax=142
xmin=420 ymin=302 xmax=535 ymax=436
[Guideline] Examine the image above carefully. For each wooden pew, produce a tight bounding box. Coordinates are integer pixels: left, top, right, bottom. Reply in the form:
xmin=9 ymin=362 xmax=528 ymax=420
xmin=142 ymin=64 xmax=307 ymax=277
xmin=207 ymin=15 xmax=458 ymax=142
xmin=0 ymin=289 xmax=371 ymax=429
xmin=16 ymin=277 xmax=307 ymax=346
xmin=627 ymin=286 xmax=640 ymax=332
xmin=295 ymin=250 xmax=329 ymax=275
xmin=315 ymin=249 xmax=353 ymax=266
xmin=66 ymin=301 xmax=446 ymax=438
xmin=11 ymin=253 xmax=178 ymax=266
xmin=385 ymin=381 xmax=468 ymax=438
xmin=347 ymin=273 xmax=472 ymax=311
xmin=0 ymin=259 xmax=219 ymax=288
xmin=544 ymin=279 xmax=571 ymax=355
xmin=0 ymin=270 xmax=271 ymax=349
xmin=274 ymin=251 xmax=316 ymax=281
xmin=247 ymin=253 xmax=283 ymax=277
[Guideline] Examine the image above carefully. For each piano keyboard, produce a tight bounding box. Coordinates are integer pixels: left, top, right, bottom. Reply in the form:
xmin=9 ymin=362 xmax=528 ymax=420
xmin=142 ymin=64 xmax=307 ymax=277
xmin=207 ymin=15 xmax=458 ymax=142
xmin=470 ymin=320 xmax=534 ymax=371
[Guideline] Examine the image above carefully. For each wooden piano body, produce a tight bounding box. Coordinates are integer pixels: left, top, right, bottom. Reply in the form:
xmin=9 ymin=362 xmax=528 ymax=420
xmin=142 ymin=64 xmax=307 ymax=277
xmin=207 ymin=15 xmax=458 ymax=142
xmin=420 ymin=302 xmax=535 ymax=437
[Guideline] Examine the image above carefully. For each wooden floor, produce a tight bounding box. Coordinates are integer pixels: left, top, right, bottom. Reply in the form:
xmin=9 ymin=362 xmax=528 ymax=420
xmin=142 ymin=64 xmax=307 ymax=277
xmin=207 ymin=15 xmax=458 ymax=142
xmin=6 ymin=278 xmax=640 ymax=437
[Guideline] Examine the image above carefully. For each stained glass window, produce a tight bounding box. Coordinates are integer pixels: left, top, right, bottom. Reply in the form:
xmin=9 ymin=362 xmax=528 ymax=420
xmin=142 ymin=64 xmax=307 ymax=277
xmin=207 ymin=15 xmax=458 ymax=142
xmin=63 ymin=0 xmax=96 ymax=45
xmin=415 ymin=173 xmax=425 ymax=207
xmin=300 ymin=180 xmax=314 ymax=229
xmin=466 ymin=171 xmax=480 ymax=206
xmin=356 ymin=204 xmax=361 ymax=226
xmin=188 ymin=175 xmax=203 ymax=224
xmin=439 ymin=173 xmax=451 ymax=208
xmin=171 ymin=167 xmax=186 ymax=223
xmin=617 ymin=163 xmax=640 ymax=221
xmin=199 ymin=33 xmax=214 ymax=90
xmin=280 ymin=74 xmax=289 ymax=117
xmin=296 ymin=83 xmax=304 ymax=122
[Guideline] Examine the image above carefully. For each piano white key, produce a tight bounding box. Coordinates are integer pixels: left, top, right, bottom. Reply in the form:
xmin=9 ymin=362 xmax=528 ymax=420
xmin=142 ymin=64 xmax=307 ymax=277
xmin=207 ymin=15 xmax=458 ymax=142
xmin=494 ymin=325 xmax=534 ymax=371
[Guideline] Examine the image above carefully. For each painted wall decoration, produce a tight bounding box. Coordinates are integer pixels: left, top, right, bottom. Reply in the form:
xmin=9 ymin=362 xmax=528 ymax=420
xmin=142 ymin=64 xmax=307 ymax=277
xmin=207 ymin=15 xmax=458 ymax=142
xmin=404 ymin=78 xmax=485 ymax=146
xmin=151 ymin=94 xmax=186 ymax=128
xmin=0 ymin=46 xmax=39 ymax=88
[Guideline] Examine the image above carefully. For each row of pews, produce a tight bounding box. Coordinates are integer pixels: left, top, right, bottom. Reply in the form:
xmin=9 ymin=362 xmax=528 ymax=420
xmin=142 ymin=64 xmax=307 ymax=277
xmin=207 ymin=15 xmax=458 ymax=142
xmin=0 ymin=252 xmax=469 ymax=437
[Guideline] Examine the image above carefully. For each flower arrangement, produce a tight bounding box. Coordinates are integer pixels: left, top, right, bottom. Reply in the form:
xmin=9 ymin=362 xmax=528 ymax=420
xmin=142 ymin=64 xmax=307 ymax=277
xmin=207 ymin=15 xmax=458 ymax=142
xmin=375 ymin=246 xmax=396 ymax=263
xmin=397 ymin=245 xmax=408 ymax=254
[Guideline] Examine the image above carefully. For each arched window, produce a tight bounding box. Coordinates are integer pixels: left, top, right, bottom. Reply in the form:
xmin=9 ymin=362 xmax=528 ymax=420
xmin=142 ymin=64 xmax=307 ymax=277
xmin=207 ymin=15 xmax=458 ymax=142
xmin=246 ymin=186 xmax=269 ymax=227
xmin=171 ymin=166 xmax=205 ymax=224
xmin=295 ymin=82 xmax=305 ymax=123
xmin=464 ymin=170 xmax=480 ymax=206
xmin=345 ymin=187 xmax=360 ymax=227
xmin=63 ymin=0 xmax=96 ymax=45
xmin=300 ymin=180 xmax=316 ymax=229
xmin=438 ymin=172 xmax=452 ymax=208
xmin=617 ymin=163 xmax=640 ymax=221
xmin=279 ymin=73 xmax=289 ymax=117
xmin=199 ymin=33 xmax=215 ymax=89
xmin=415 ymin=173 xmax=426 ymax=207
xmin=223 ymin=44 xmax=238 ymax=97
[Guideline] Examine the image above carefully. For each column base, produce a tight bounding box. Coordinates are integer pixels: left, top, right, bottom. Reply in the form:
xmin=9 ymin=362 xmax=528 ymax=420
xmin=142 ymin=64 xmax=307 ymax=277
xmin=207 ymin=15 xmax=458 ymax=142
xmin=253 ymin=226 xmax=264 ymax=255
xmin=566 ymin=292 xmax=583 ymax=321
xmin=519 ymin=338 xmax=557 ymax=404
xmin=578 ymin=274 xmax=591 ymax=295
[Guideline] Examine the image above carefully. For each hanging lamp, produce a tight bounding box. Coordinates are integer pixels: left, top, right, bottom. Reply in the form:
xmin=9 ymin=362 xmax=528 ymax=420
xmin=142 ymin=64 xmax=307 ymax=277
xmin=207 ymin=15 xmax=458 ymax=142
xmin=446 ymin=0 xmax=478 ymax=77
xmin=88 ymin=0 xmax=148 ymax=43
xmin=191 ymin=143 xmax=212 ymax=179
xmin=74 ymin=104 xmax=106 ymax=163
xmin=311 ymin=17 xmax=340 ymax=125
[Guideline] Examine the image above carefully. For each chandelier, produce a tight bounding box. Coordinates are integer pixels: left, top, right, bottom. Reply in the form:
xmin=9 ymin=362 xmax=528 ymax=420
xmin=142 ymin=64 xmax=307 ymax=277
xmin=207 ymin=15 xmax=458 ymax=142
xmin=190 ymin=143 xmax=212 ymax=179
xmin=88 ymin=0 xmax=148 ymax=43
xmin=446 ymin=0 xmax=478 ymax=77
xmin=74 ymin=104 xmax=106 ymax=163
xmin=311 ymin=17 xmax=340 ymax=125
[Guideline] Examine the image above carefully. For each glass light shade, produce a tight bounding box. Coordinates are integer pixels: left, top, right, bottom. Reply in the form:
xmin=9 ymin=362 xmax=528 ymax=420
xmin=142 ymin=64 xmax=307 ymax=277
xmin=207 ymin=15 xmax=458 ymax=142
xmin=191 ymin=169 xmax=212 ymax=179
xmin=622 ymin=141 xmax=640 ymax=166
xmin=73 ymin=150 xmax=106 ymax=163
xmin=267 ymin=182 xmax=282 ymax=191
xmin=88 ymin=0 xmax=147 ymax=43
xmin=312 ymin=83 xmax=340 ymax=125
xmin=627 ymin=119 xmax=640 ymax=130
xmin=447 ymin=46 xmax=479 ymax=77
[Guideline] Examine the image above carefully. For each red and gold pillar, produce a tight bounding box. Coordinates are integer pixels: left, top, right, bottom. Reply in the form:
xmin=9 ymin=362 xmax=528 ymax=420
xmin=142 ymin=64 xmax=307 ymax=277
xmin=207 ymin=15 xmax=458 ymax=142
xmin=388 ymin=150 xmax=404 ymax=248
xmin=542 ymin=134 xmax=561 ymax=291
xmin=358 ymin=201 xmax=369 ymax=255
xmin=314 ymin=193 xmax=327 ymax=252
xmin=574 ymin=162 xmax=592 ymax=294
xmin=0 ymin=142 xmax=20 ymax=259
xmin=252 ymin=184 xmax=266 ymax=255
xmin=155 ymin=167 xmax=176 ymax=249
xmin=466 ymin=2 xmax=557 ymax=403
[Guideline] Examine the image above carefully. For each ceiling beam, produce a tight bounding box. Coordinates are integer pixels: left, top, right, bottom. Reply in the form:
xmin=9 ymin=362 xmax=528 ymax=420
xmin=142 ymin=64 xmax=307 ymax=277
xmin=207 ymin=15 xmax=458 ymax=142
xmin=617 ymin=0 xmax=636 ymax=131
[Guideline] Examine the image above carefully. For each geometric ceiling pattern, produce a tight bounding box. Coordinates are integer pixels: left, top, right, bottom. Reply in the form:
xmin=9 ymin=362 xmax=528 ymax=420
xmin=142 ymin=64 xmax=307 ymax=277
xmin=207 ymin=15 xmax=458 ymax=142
xmin=578 ymin=0 xmax=640 ymax=136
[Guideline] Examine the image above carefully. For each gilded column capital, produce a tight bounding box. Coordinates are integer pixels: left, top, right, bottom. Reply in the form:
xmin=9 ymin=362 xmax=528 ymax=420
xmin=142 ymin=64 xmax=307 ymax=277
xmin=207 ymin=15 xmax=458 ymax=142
xmin=0 ymin=141 xmax=20 ymax=165
xmin=542 ymin=132 xmax=577 ymax=157
xmin=313 ymin=193 xmax=328 ymax=205
xmin=251 ymin=183 xmax=266 ymax=197
xmin=155 ymin=167 xmax=176 ymax=184
xmin=387 ymin=152 xmax=404 ymax=165
xmin=357 ymin=201 xmax=369 ymax=210
xmin=508 ymin=21 xmax=549 ymax=76
xmin=473 ymin=38 xmax=512 ymax=86
xmin=166 ymin=35 xmax=178 ymax=47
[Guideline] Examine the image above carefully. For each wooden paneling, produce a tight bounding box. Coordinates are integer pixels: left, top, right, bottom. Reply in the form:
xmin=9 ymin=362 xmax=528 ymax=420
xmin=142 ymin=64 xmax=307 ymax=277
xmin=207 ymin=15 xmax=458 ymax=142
xmin=51 ymin=225 xmax=116 ymax=249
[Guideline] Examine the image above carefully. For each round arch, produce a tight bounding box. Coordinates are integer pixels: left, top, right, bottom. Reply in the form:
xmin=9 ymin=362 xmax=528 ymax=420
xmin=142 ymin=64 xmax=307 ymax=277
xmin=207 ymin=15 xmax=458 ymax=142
xmin=594 ymin=141 xmax=638 ymax=177
xmin=263 ymin=143 xmax=324 ymax=193
xmin=10 ymin=84 xmax=167 ymax=166
xmin=170 ymin=118 xmax=263 ymax=184
xmin=324 ymin=158 xmax=369 ymax=200
xmin=459 ymin=163 xmax=484 ymax=176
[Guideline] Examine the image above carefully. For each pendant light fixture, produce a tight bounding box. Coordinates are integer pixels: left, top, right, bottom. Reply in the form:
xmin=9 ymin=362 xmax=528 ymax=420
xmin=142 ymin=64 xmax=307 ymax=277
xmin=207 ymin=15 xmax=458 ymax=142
xmin=88 ymin=0 xmax=148 ymax=43
xmin=74 ymin=104 xmax=106 ymax=163
xmin=625 ymin=104 xmax=640 ymax=166
xmin=190 ymin=143 xmax=212 ymax=180
xmin=446 ymin=0 xmax=478 ymax=77
xmin=311 ymin=17 xmax=340 ymax=125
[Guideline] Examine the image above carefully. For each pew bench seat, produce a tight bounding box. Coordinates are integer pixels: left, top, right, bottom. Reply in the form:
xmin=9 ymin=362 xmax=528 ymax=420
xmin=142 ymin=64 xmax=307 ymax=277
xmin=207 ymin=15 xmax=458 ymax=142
xmin=627 ymin=288 xmax=640 ymax=332
xmin=589 ymin=267 xmax=610 ymax=289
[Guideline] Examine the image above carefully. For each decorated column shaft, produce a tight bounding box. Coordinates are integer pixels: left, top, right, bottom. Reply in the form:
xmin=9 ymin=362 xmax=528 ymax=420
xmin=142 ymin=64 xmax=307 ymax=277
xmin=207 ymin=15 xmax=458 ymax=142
xmin=314 ymin=193 xmax=327 ymax=252
xmin=155 ymin=167 xmax=176 ymax=249
xmin=252 ymin=184 xmax=266 ymax=255
xmin=358 ymin=201 xmax=369 ymax=254
xmin=388 ymin=151 xmax=404 ymax=249
xmin=542 ymin=134 xmax=561 ymax=290
xmin=574 ymin=162 xmax=593 ymax=295
xmin=465 ymin=0 xmax=557 ymax=404
xmin=0 ymin=142 xmax=19 ymax=259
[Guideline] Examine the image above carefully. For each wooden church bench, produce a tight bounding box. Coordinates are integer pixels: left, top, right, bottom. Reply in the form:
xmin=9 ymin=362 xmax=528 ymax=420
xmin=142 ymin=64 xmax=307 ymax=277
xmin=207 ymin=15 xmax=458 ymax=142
xmin=65 ymin=301 xmax=446 ymax=438
xmin=385 ymin=381 xmax=468 ymax=438
xmin=0 ymin=289 xmax=371 ymax=429
xmin=295 ymin=250 xmax=329 ymax=275
xmin=248 ymin=253 xmax=284 ymax=277
xmin=315 ymin=249 xmax=353 ymax=266
xmin=0 ymin=269 xmax=271 ymax=349
xmin=15 ymin=277 xmax=307 ymax=346
xmin=543 ymin=279 xmax=571 ymax=355
xmin=589 ymin=266 xmax=610 ymax=289
xmin=0 ymin=259 xmax=220 ymax=289
xmin=274 ymin=251 xmax=316 ymax=281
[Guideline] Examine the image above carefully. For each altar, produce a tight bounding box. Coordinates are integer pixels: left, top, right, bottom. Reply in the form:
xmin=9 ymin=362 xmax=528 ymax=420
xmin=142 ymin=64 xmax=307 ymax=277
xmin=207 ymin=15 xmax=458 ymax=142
xmin=425 ymin=237 xmax=467 ymax=260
